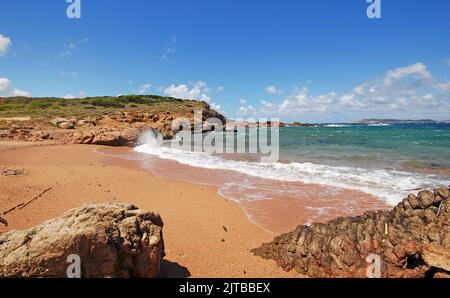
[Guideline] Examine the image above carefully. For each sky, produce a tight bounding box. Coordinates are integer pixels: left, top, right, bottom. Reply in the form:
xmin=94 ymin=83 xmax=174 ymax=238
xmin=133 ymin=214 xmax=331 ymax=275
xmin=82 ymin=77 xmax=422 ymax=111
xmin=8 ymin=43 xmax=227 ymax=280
xmin=0 ymin=0 xmax=449 ymax=123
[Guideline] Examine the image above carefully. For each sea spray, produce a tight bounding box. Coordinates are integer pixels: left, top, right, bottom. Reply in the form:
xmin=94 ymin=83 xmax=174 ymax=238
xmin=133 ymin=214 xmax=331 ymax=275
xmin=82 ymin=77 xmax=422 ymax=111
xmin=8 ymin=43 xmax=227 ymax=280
xmin=137 ymin=130 xmax=163 ymax=147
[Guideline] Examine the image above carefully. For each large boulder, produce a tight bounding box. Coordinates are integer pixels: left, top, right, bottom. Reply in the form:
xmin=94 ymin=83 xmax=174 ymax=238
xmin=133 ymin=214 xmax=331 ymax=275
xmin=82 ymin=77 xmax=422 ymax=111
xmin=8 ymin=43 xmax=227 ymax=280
xmin=0 ymin=203 xmax=165 ymax=278
xmin=252 ymin=187 xmax=450 ymax=278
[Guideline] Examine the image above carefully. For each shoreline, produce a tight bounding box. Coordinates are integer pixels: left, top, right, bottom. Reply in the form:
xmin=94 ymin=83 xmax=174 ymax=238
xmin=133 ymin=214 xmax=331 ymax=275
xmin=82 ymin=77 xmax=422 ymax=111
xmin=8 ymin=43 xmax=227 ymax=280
xmin=0 ymin=141 xmax=298 ymax=278
xmin=98 ymin=146 xmax=392 ymax=235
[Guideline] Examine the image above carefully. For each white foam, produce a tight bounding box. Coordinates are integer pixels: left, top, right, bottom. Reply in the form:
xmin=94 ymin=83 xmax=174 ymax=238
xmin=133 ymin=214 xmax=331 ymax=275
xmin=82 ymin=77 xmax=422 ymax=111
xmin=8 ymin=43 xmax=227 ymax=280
xmin=134 ymin=132 xmax=450 ymax=206
xmin=368 ymin=123 xmax=391 ymax=127
xmin=324 ymin=124 xmax=351 ymax=128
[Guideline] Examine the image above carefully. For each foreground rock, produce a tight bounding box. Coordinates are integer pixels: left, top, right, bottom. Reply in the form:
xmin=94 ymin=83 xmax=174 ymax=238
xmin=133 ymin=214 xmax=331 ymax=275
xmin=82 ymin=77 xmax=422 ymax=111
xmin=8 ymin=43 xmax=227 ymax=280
xmin=252 ymin=187 xmax=450 ymax=278
xmin=0 ymin=203 xmax=165 ymax=278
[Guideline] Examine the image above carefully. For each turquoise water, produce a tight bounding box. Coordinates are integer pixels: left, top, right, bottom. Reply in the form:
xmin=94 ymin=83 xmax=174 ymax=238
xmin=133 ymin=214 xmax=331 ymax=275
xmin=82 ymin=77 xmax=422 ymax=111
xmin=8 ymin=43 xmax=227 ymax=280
xmin=280 ymin=124 xmax=450 ymax=172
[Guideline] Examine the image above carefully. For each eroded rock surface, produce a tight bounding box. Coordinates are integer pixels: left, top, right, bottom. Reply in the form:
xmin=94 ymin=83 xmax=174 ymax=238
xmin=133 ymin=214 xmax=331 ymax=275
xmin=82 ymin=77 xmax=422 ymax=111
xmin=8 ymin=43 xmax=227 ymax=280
xmin=252 ymin=187 xmax=450 ymax=278
xmin=0 ymin=203 xmax=165 ymax=278
xmin=0 ymin=107 xmax=227 ymax=146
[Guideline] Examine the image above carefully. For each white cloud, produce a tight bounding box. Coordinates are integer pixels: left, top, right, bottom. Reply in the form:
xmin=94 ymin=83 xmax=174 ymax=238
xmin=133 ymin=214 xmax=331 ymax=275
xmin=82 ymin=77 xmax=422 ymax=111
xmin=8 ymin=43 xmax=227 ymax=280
xmin=211 ymin=102 xmax=221 ymax=111
xmin=62 ymin=91 xmax=86 ymax=99
xmin=383 ymin=63 xmax=431 ymax=86
xmin=216 ymin=86 xmax=225 ymax=92
xmin=0 ymin=34 xmax=12 ymax=56
xmin=58 ymin=38 xmax=88 ymax=57
xmin=0 ymin=77 xmax=31 ymax=97
xmin=239 ymin=98 xmax=247 ymax=105
xmin=0 ymin=78 xmax=11 ymax=91
xmin=340 ymin=93 xmax=367 ymax=109
xmin=164 ymin=81 xmax=212 ymax=102
xmin=261 ymin=86 xmax=339 ymax=116
xmin=433 ymin=81 xmax=450 ymax=92
xmin=242 ymin=62 xmax=450 ymax=120
xmin=138 ymin=83 xmax=151 ymax=94
xmin=10 ymin=88 xmax=31 ymax=97
xmin=237 ymin=105 xmax=257 ymax=116
xmin=260 ymin=100 xmax=273 ymax=108
xmin=265 ymin=86 xmax=282 ymax=94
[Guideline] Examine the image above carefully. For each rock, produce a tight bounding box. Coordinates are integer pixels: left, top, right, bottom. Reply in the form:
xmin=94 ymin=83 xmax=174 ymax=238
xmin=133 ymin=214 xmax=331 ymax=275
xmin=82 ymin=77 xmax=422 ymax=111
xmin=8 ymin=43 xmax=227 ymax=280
xmin=0 ymin=203 xmax=165 ymax=278
xmin=252 ymin=187 xmax=450 ymax=278
xmin=75 ymin=119 xmax=91 ymax=128
xmin=50 ymin=118 xmax=69 ymax=126
xmin=418 ymin=190 xmax=436 ymax=208
xmin=58 ymin=121 xmax=75 ymax=130
xmin=1 ymin=168 xmax=24 ymax=176
xmin=434 ymin=271 xmax=450 ymax=278
xmin=422 ymin=243 xmax=450 ymax=272
xmin=49 ymin=118 xmax=76 ymax=129
xmin=69 ymin=128 xmax=141 ymax=147
xmin=2 ymin=106 xmax=227 ymax=146
xmin=436 ymin=188 xmax=450 ymax=200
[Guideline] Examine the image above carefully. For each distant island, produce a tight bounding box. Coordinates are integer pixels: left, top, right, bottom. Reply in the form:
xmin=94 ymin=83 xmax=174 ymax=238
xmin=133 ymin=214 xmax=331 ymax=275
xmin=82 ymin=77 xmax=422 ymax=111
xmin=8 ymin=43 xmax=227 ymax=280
xmin=354 ymin=119 xmax=450 ymax=124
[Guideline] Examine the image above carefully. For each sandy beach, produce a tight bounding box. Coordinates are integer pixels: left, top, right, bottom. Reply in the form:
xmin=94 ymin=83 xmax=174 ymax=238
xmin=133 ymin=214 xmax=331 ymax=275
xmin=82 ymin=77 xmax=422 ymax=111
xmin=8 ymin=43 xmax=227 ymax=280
xmin=0 ymin=141 xmax=298 ymax=278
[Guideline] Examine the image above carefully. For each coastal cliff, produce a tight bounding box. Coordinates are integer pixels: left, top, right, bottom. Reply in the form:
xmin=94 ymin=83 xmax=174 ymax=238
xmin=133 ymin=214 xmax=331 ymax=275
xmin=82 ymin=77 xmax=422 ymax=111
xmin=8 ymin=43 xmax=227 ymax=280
xmin=0 ymin=95 xmax=226 ymax=146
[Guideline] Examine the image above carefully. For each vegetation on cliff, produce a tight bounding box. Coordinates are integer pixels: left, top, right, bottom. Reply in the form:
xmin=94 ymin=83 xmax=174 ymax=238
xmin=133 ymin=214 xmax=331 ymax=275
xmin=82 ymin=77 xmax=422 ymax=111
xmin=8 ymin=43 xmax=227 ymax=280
xmin=0 ymin=95 xmax=214 ymax=118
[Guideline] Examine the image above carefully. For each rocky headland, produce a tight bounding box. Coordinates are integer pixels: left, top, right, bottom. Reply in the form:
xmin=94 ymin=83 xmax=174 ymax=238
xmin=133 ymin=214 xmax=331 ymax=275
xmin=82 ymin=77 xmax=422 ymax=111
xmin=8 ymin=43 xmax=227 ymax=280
xmin=252 ymin=187 xmax=450 ymax=278
xmin=0 ymin=95 xmax=226 ymax=146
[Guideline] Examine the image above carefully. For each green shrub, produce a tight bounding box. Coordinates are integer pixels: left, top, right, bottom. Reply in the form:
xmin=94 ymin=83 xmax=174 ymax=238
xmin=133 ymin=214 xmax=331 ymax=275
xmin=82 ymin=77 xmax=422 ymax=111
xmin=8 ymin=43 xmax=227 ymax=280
xmin=90 ymin=98 xmax=125 ymax=108
xmin=0 ymin=103 xmax=25 ymax=111
xmin=28 ymin=101 xmax=53 ymax=109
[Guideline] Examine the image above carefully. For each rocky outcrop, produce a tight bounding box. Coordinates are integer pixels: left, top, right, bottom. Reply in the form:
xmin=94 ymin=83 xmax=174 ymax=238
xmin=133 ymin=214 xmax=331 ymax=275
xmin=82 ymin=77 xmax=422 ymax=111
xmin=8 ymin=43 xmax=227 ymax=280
xmin=0 ymin=108 xmax=227 ymax=146
xmin=0 ymin=203 xmax=165 ymax=278
xmin=252 ymin=187 xmax=450 ymax=278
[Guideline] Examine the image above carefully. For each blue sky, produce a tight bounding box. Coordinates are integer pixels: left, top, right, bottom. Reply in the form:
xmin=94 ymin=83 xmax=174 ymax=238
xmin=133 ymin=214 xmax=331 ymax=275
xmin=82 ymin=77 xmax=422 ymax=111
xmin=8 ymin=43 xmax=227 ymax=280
xmin=0 ymin=0 xmax=449 ymax=122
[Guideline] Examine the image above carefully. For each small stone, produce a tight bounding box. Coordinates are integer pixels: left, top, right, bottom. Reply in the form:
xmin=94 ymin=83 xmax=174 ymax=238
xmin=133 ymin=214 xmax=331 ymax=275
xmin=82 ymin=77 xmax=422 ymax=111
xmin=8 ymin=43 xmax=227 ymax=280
xmin=58 ymin=121 xmax=75 ymax=130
